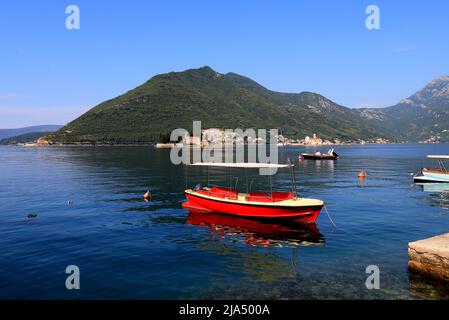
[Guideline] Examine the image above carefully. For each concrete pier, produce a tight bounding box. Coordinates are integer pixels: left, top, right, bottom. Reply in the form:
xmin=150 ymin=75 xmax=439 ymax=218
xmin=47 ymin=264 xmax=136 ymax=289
xmin=408 ymin=233 xmax=449 ymax=282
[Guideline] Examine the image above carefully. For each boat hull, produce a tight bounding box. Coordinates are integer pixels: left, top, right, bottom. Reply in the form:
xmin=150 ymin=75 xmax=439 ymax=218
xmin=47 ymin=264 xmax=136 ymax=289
xmin=414 ymin=170 xmax=449 ymax=183
xmin=184 ymin=192 xmax=323 ymax=223
xmin=301 ymin=154 xmax=339 ymax=160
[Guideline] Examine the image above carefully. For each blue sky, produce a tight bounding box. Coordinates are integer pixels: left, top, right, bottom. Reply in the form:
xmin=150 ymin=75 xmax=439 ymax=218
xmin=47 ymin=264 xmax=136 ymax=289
xmin=1 ymin=0 xmax=448 ymax=128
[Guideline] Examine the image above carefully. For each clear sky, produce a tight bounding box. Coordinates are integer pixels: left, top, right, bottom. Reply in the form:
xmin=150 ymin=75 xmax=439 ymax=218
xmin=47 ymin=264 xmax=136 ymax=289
xmin=1 ymin=0 xmax=448 ymax=128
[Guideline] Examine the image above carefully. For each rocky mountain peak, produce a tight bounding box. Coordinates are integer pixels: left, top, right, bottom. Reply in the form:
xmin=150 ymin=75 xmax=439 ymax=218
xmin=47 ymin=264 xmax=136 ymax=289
xmin=409 ymin=76 xmax=449 ymax=104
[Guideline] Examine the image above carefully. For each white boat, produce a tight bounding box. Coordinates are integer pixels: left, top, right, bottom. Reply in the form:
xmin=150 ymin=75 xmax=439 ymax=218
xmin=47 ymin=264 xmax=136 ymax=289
xmin=413 ymin=155 xmax=449 ymax=183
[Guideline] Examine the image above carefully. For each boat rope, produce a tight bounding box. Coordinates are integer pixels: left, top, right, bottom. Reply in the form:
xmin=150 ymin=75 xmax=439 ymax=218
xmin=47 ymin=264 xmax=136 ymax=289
xmin=185 ymin=164 xmax=188 ymax=189
xmin=324 ymin=205 xmax=337 ymax=229
xmin=287 ymin=158 xmax=297 ymax=198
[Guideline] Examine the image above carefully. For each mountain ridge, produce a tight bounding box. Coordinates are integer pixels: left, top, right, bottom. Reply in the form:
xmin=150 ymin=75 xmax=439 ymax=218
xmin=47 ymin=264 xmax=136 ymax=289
xmin=357 ymin=75 xmax=449 ymax=142
xmin=0 ymin=125 xmax=62 ymax=140
xmin=46 ymin=66 xmax=388 ymax=145
xmin=0 ymin=131 xmax=53 ymax=145
xmin=44 ymin=67 xmax=449 ymax=145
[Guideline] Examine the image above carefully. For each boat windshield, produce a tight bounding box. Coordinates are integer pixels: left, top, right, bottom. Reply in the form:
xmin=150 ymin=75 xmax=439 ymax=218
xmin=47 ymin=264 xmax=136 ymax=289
xmin=427 ymin=155 xmax=449 ymax=172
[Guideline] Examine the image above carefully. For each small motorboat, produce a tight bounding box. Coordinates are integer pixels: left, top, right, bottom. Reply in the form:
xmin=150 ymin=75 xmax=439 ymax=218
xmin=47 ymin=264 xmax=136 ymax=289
xmin=182 ymin=162 xmax=324 ymax=223
xmin=300 ymin=148 xmax=339 ymax=160
xmin=413 ymin=155 xmax=449 ymax=183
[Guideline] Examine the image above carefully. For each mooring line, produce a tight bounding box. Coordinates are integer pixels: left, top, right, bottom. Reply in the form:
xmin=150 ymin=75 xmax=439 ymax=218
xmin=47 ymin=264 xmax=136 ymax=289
xmin=324 ymin=205 xmax=338 ymax=229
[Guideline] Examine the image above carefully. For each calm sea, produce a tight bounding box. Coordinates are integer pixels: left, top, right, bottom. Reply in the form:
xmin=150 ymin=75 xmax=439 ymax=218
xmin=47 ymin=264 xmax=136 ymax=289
xmin=1 ymin=144 xmax=449 ymax=299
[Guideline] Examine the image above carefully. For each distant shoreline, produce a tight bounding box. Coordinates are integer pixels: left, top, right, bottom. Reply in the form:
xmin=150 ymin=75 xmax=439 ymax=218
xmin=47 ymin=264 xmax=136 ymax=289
xmin=3 ymin=142 xmax=448 ymax=148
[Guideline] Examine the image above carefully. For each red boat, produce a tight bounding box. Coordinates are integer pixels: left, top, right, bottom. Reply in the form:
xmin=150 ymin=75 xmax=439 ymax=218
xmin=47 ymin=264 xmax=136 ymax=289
xmin=182 ymin=162 xmax=324 ymax=223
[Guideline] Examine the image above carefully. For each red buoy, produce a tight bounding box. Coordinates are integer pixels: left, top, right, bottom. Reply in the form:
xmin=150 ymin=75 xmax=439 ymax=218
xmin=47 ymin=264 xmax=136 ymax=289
xmin=143 ymin=190 xmax=151 ymax=201
xmin=357 ymin=170 xmax=366 ymax=178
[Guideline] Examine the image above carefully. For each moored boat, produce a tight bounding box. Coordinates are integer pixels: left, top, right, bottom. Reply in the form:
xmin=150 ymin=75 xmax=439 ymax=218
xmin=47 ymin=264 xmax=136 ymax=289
xmin=413 ymin=155 xmax=449 ymax=183
xmin=300 ymin=148 xmax=339 ymax=160
xmin=182 ymin=162 xmax=324 ymax=223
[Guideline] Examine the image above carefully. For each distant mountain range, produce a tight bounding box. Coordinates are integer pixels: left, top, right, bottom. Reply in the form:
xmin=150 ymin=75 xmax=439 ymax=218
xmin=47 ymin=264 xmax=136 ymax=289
xmin=0 ymin=125 xmax=62 ymax=140
xmin=357 ymin=76 xmax=449 ymax=143
xmin=0 ymin=131 xmax=54 ymax=145
xmin=43 ymin=67 xmax=449 ymax=144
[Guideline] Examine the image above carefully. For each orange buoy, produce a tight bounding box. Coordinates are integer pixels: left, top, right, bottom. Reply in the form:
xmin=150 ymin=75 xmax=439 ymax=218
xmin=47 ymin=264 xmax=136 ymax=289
xmin=357 ymin=170 xmax=366 ymax=178
xmin=143 ymin=190 xmax=151 ymax=201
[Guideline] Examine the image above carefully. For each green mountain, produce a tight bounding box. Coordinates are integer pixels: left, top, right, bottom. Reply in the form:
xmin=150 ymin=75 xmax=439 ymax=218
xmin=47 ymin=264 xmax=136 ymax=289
xmin=0 ymin=131 xmax=53 ymax=145
xmin=358 ymin=76 xmax=449 ymax=142
xmin=45 ymin=67 xmax=387 ymax=145
xmin=0 ymin=125 xmax=62 ymax=140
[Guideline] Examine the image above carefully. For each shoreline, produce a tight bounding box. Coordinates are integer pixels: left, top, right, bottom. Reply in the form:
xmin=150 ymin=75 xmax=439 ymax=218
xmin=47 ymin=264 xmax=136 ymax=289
xmin=2 ymin=142 xmax=449 ymax=148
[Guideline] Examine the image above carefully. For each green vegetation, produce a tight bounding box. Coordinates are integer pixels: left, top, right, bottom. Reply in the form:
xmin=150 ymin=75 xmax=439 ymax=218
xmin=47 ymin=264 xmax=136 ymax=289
xmin=46 ymin=66 xmax=389 ymax=145
xmin=0 ymin=132 xmax=52 ymax=145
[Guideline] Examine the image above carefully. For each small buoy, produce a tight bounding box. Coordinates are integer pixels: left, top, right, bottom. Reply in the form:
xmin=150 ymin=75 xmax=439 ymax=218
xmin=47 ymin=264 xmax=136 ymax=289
xmin=357 ymin=170 xmax=366 ymax=178
xmin=27 ymin=213 xmax=37 ymax=219
xmin=143 ymin=190 xmax=151 ymax=201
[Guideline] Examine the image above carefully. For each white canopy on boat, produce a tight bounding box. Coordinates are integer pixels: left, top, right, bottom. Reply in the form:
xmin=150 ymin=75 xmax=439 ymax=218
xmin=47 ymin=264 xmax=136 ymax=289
xmin=187 ymin=162 xmax=289 ymax=168
xmin=427 ymin=155 xmax=449 ymax=159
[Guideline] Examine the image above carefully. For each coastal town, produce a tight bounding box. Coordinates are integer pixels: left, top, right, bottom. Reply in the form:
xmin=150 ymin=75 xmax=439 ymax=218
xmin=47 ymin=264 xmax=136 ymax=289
xmin=155 ymin=128 xmax=391 ymax=148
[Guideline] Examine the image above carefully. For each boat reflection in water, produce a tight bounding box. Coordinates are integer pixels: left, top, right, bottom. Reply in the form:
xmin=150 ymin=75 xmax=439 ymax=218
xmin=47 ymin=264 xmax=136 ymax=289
xmin=416 ymin=183 xmax=449 ymax=209
xmin=185 ymin=208 xmax=325 ymax=248
xmin=418 ymin=183 xmax=449 ymax=193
